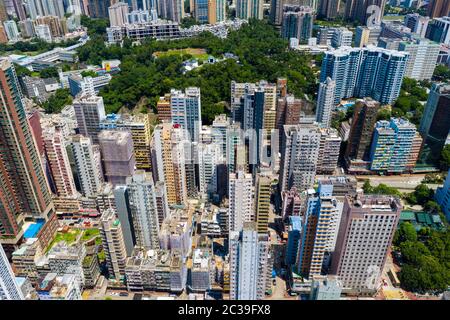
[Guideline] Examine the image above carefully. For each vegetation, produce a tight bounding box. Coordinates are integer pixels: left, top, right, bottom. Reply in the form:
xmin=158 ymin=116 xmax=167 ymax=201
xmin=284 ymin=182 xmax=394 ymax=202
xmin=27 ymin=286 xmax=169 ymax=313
xmin=40 ymin=88 xmax=73 ymax=114
xmin=362 ymin=180 xmax=402 ymax=197
xmin=81 ymin=228 xmax=100 ymax=242
xmin=180 ymin=17 xmax=198 ymax=28
xmin=80 ymin=70 xmax=99 ymax=78
xmin=433 ymin=64 xmax=450 ymax=83
xmin=14 ymin=63 xmax=32 ymax=77
xmin=441 ymin=145 xmax=450 ymax=171
xmin=0 ymin=38 xmax=80 ymax=55
xmin=392 ymin=77 xmax=428 ymax=126
xmin=77 ymin=19 xmax=318 ymax=123
xmin=80 ymin=15 xmax=109 ymax=36
xmin=422 ymin=173 xmax=445 ymax=184
xmin=46 ymin=229 xmax=82 ymax=252
xmin=39 ymin=66 xmax=59 ymax=79
xmin=393 ymin=224 xmax=449 ymax=294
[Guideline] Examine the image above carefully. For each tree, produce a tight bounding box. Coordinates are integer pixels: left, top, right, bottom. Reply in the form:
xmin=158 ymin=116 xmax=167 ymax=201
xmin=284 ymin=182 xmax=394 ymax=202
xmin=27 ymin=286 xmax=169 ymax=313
xmin=40 ymin=66 xmax=59 ymax=78
xmin=441 ymin=144 xmax=450 ymax=171
xmin=41 ymin=89 xmax=72 ymax=114
xmin=394 ymin=222 xmax=417 ymax=245
xmin=433 ymin=64 xmax=450 ymax=82
xmin=13 ymin=63 xmax=32 ymax=77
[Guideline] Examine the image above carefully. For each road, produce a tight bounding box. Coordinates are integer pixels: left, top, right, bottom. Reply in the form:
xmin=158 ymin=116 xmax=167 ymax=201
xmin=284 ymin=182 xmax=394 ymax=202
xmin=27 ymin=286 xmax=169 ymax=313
xmin=355 ymin=174 xmax=441 ymax=192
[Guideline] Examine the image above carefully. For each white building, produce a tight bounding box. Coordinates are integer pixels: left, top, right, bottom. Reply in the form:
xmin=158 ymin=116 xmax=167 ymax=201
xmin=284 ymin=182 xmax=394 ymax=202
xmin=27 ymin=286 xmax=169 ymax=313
xmin=35 ymin=24 xmax=53 ymax=42
xmin=109 ymin=2 xmax=130 ymax=27
xmin=170 ymin=87 xmax=202 ymax=142
xmin=228 ymin=170 xmax=254 ymax=234
xmin=229 ymin=223 xmax=269 ymax=300
xmin=126 ymin=172 xmax=161 ymax=250
xmin=0 ymin=245 xmax=24 ymax=300
xmin=279 ymin=124 xmax=322 ymax=192
xmin=3 ymin=20 xmax=21 ymax=41
xmin=72 ymin=95 xmax=106 ymax=144
xmin=316 ymin=77 xmax=336 ymax=128
xmin=66 ymin=135 xmax=104 ymax=197
xmin=398 ymin=38 xmax=440 ymax=81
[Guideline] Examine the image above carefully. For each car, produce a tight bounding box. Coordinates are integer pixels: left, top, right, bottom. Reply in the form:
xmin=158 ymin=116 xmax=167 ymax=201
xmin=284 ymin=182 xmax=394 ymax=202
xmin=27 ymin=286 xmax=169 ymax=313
xmin=119 ymin=292 xmax=129 ymax=297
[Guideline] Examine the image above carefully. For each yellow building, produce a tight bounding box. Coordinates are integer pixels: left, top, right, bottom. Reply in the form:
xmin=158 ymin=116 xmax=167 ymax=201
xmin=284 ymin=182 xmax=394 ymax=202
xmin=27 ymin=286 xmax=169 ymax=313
xmin=255 ymin=174 xmax=271 ymax=234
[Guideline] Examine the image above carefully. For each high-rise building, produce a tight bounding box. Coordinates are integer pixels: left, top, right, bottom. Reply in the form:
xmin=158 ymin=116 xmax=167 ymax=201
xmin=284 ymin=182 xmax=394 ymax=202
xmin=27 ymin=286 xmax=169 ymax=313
xmin=330 ymin=195 xmax=401 ymax=295
xmin=0 ymin=0 xmax=7 ymax=22
xmin=108 ymin=2 xmax=130 ymax=27
xmin=170 ymin=87 xmax=202 ymax=142
xmin=98 ymin=130 xmax=136 ymax=186
xmin=125 ymin=171 xmax=161 ymax=250
xmin=116 ymin=114 xmax=153 ymax=172
xmin=281 ymin=5 xmax=314 ymax=43
xmin=436 ymin=169 xmax=450 ymax=221
xmin=255 ymin=174 xmax=271 ymax=235
xmin=397 ymin=38 xmax=440 ymax=81
xmin=113 ymin=185 xmax=135 ymax=256
xmin=317 ymin=128 xmax=341 ymax=174
xmin=279 ymin=124 xmax=321 ymax=192
xmin=156 ymin=94 xmax=171 ymax=122
xmin=0 ymin=59 xmax=54 ymax=241
xmin=425 ymin=16 xmax=450 ymax=45
xmin=158 ymin=0 xmax=184 ymax=22
xmin=229 ymin=222 xmax=269 ymax=300
xmin=354 ymin=25 xmax=382 ymax=47
xmin=285 ymin=216 xmax=302 ymax=265
xmin=404 ymin=13 xmax=430 ymax=38
xmin=318 ymin=0 xmax=340 ymax=20
xmin=198 ymin=134 xmax=220 ymax=197
xmin=427 ymin=0 xmax=450 ymax=18
xmin=43 ymin=125 xmax=77 ymax=198
xmin=344 ymin=0 xmax=386 ymax=25
xmin=275 ymin=95 xmax=303 ymax=132
xmin=228 ymin=170 xmax=254 ymax=234
xmin=236 ymin=0 xmax=263 ymax=20
xmin=194 ymin=0 xmax=208 ymax=23
xmin=369 ymin=118 xmax=417 ymax=173
xmin=298 ymin=187 xmax=343 ymax=278
xmin=0 ymin=244 xmax=24 ymax=300
xmin=73 ymin=95 xmax=106 ymax=145
xmin=207 ymin=0 xmax=225 ymax=24
xmin=3 ymin=20 xmax=20 ymax=41
xmin=320 ymin=46 xmax=409 ymax=105
xmin=345 ymin=98 xmax=380 ymax=161
xmin=330 ymin=27 xmax=353 ymax=48
xmin=151 ymin=123 xmax=187 ymax=206
xmin=315 ymin=77 xmax=336 ymax=128
xmin=88 ymin=0 xmax=111 ymax=18
xmin=66 ymin=135 xmax=104 ymax=197
xmin=100 ymin=208 xmax=127 ymax=281
xmin=418 ymin=83 xmax=450 ymax=167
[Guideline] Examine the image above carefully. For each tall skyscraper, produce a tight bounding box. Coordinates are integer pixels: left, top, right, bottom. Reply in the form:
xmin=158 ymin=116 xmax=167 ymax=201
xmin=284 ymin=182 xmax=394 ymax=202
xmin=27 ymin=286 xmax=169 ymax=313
xmin=98 ymin=130 xmax=136 ymax=186
xmin=0 ymin=0 xmax=8 ymax=22
xmin=113 ymin=185 xmax=135 ymax=256
xmin=369 ymin=118 xmax=417 ymax=173
xmin=73 ymin=95 xmax=106 ymax=145
xmin=88 ymin=0 xmax=111 ymax=18
xmin=397 ymin=38 xmax=440 ymax=81
xmin=298 ymin=186 xmax=343 ymax=278
xmin=330 ymin=195 xmax=401 ymax=294
xmin=318 ymin=0 xmax=340 ymax=20
xmin=207 ymin=0 xmax=225 ymax=23
xmin=404 ymin=13 xmax=430 ymax=38
xmin=315 ymin=77 xmax=336 ymax=128
xmin=279 ymin=124 xmax=321 ymax=192
xmin=236 ymin=0 xmax=263 ymax=20
xmin=66 ymin=135 xmax=104 ymax=197
xmin=344 ymin=0 xmax=386 ymax=25
xmin=125 ymin=171 xmax=161 ymax=250
xmin=418 ymin=83 xmax=450 ymax=167
xmin=158 ymin=0 xmax=184 ymax=22
xmin=0 ymin=58 xmax=54 ymax=240
xmin=255 ymin=174 xmax=271 ymax=235
xmin=281 ymin=5 xmax=314 ymax=43
xmin=194 ymin=0 xmax=208 ymax=22
xmin=427 ymin=0 xmax=450 ymax=18
xmin=3 ymin=20 xmax=20 ymax=41
xmin=101 ymin=208 xmax=127 ymax=281
xmin=228 ymin=170 xmax=254 ymax=234
xmin=229 ymin=222 xmax=269 ymax=300
xmin=43 ymin=125 xmax=77 ymax=198
xmin=108 ymin=2 xmax=130 ymax=27
xmin=345 ymin=98 xmax=380 ymax=161
xmin=0 ymin=244 xmax=24 ymax=300
xmin=320 ymin=46 xmax=409 ymax=105
xmin=170 ymin=87 xmax=202 ymax=142
xmin=151 ymin=123 xmax=187 ymax=206
xmin=317 ymin=128 xmax=341 ymax=174
xmin=425 ymin=16 xmax=450 ymax=45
